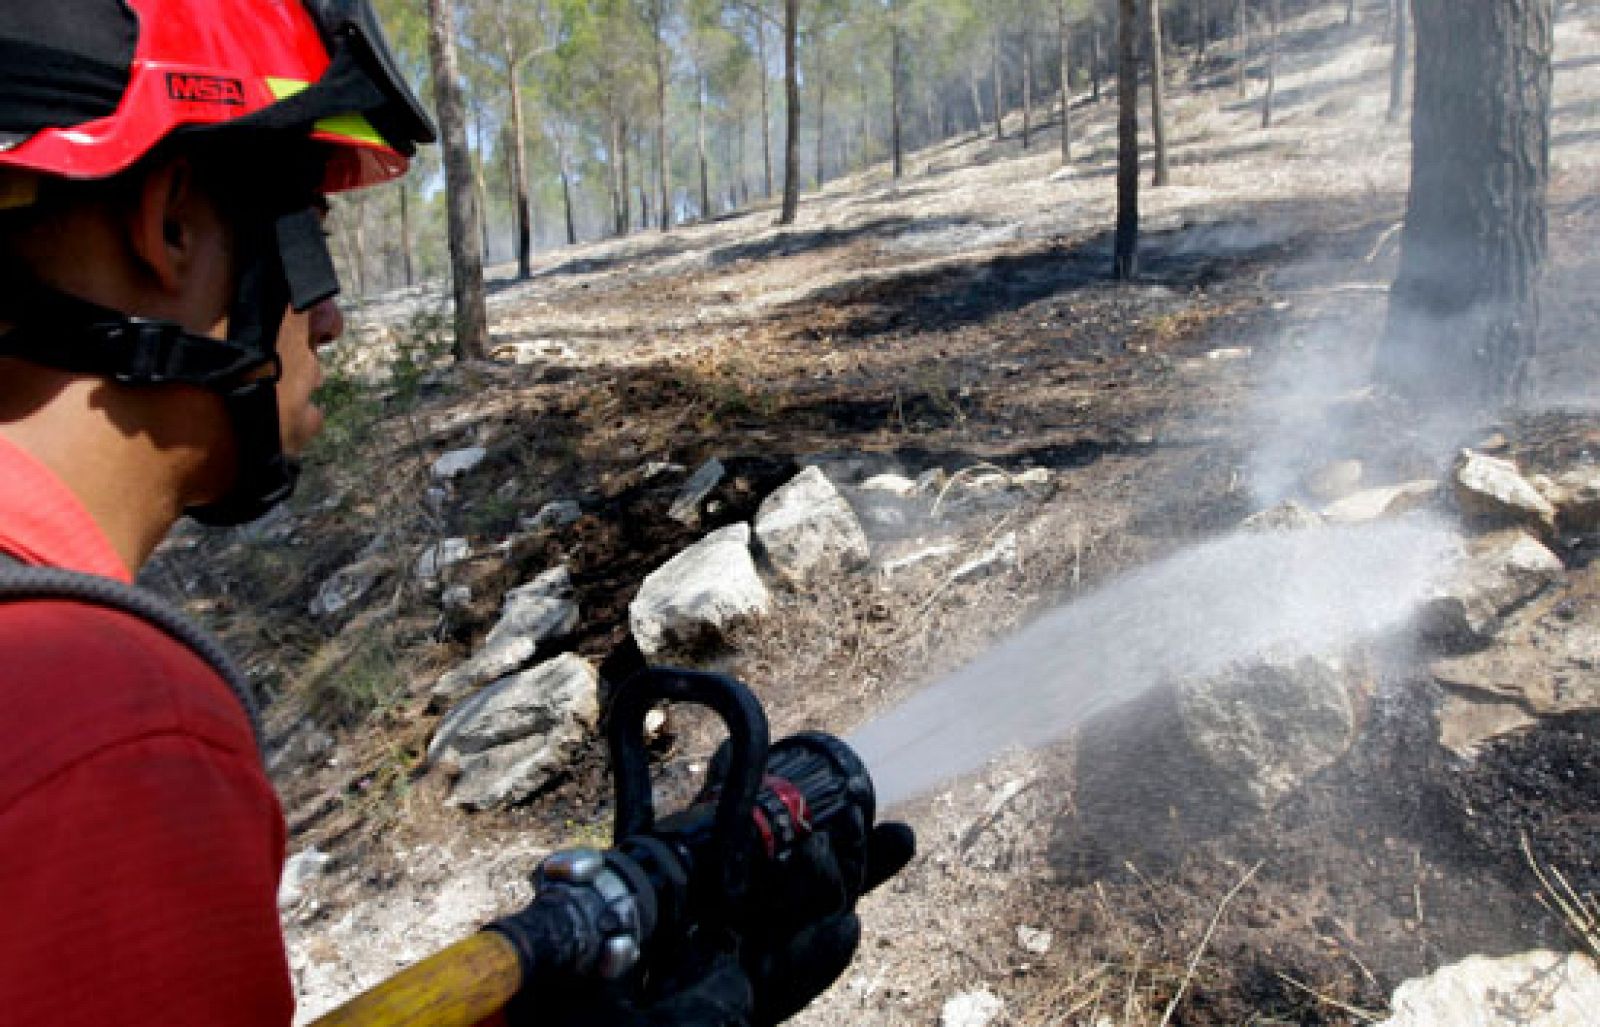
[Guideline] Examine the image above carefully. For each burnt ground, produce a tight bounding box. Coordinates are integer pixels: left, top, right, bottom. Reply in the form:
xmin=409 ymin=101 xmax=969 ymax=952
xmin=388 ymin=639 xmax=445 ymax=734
xmin=143 ymin=5 xmax=1600 ymax=1023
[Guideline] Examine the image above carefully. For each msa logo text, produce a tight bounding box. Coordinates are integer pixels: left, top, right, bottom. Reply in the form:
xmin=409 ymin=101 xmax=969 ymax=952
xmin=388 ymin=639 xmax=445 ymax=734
xmin=166 ymin=74 xmax=246 ymax=106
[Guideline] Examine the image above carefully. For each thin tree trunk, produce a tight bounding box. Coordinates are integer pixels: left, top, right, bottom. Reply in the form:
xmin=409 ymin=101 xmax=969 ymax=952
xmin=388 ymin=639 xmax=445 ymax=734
xmin=1262 ymin=0 xmax=1279 ymax=128
xmin=398 ymin=180 xmax=414 ymax=287
xmin=559 ymin=141 xmax=577 ymax=246
xmin=1060 ymin=0 xmax=1073 ymax=163
xmin=653 ymin=0 xmax=670 ymax=232
xmin=816 ymin=39 xmax=828 ymax=186
xmin=892 ymin=0 xmax=905 ymax=178
xmin=755 ymin=11 xmax=773 ymax=198
xmin=1379 ymin=0 xmax=1555 ymax=405
xmin=1093 ymin=24 xmax=1103 ymax=102
xmin=424 ymin=0 xmax=488 ymax=360
xmin=1149 ymin=0 xmax=1170 ymax=185
xmin=1347 ymin=0 xmax=1357 ymax=25
xmin=1388 ymin=0 xmax=1409 ymax=122
xmin=697 ymin=68 xmax=711 ymax=219
xmin=1197 ymin=0 xmax=1208 ymax=59
xmin=1115 ymin=0 xmax=1140 ymax=279
xmin=470 ymin=104 xmax=492 ymax=262
xmin=969 ymin=68 xmax=986 ymax=133
xmin=779 ymin=0 xmax=801 ymax=224
xmin=1023 ymin=25 xmax=1035 ymax=150
xmin=506 ymin=52 xmax=532 ymax=279
xmin=992 ymin=27 xmax=1006 ymax=141
xmin=1237 ymin=0 xmax=1250 ymax=97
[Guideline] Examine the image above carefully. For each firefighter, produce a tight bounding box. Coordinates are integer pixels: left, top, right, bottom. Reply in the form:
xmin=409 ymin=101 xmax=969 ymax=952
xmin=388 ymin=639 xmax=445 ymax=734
xmin=0 ymin=2 xmax=905 ymax=1023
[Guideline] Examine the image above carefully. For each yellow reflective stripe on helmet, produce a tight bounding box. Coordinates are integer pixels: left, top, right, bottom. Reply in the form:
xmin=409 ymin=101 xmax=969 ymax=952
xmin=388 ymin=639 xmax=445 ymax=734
xmin=265 ymin=78 xmax=387 ymax=147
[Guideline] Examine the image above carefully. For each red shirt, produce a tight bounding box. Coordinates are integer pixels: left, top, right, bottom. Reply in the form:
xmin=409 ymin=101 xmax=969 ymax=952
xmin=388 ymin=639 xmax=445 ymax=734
xmin=0 ymin=435 xmax=293 ymax=1025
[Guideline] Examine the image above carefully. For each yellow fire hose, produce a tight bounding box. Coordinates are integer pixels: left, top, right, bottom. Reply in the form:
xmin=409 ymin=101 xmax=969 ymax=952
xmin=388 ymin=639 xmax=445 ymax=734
xmin=308 ymin=932 xmax=523 ymax=1027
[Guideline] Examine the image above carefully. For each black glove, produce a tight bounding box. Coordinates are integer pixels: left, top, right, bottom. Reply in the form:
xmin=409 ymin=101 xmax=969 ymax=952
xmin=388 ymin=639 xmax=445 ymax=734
xmin=512 ymin=944 xmax=754 ymax=1027
xmin=740 ymin=820 xmax=917 ymax=1025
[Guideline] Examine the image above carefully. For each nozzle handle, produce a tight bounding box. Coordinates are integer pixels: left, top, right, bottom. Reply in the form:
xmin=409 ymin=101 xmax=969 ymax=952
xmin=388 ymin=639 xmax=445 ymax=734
xmin=608 ymin=668 xmax=770 ymax=912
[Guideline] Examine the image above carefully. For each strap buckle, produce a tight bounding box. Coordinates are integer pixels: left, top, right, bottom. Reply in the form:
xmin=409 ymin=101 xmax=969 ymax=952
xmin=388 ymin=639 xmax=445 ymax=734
xmin=103 ymin=319 xmax=189 ymax=386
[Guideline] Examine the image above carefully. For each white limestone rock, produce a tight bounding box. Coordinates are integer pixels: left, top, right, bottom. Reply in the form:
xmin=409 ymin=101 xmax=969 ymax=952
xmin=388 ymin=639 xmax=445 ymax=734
xmin=630 ymin=524 xmax=770 ymax=657
xmin=754 ymin=467 xmax=871 ymax=584
xmin=430 ymin=654 xmax=599 ymax=810
xmin=415 ymin=538 xmax=471 ymax=581
xmin=1453 ymin=450 xmax=1556 ymax=534
xmin=432 ymin=567 xmax=579 ymax=705
xmin=431 ymin=447 xmax=487 ymax=481
xmin=668 ymin=458 xmax=726 ymax=525
xmin=1380 ymin=951 xmax=1600 ymax=1026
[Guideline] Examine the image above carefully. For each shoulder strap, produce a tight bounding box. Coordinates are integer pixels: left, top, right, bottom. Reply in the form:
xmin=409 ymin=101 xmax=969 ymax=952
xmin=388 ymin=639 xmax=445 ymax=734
xmin=0 ymin=557 xmax=264 ymax=758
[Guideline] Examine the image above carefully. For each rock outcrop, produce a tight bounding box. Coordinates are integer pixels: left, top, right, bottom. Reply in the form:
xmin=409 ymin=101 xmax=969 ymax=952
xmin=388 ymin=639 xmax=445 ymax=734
xmin=1418 ymin=530 xmax=1563 ymax=651
xmin=432 ymin=567 xmax=579 ymax=706
xmin=1380 ymin=951 xmax=1600 ymax=1027
xmin=630 ymin=524 xmax=770 ymax=657
xmin=753 ymin=467 xmax=871 ymax=583
xmin=429 ymin=654 xmax=599 ymax=810
xmin=1453 ymin=450 xmax=1556 ymax=534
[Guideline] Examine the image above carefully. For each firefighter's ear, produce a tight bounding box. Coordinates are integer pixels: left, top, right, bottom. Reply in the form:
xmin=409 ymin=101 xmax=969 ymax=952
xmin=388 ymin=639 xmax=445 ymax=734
xmin=127 ymin=156 xmax=203 ymax=296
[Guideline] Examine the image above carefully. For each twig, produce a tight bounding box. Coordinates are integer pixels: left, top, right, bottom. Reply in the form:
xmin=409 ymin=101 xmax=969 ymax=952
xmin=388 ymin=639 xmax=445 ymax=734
xmin=930 ymin=461 xmax=1013 ymax=520
xmin=1523 ymin=832 xmax=1600 ymax=959
xmin=1124 ymin=860 xmax=1170 ymax=932
xmin=1125 ymin=941 xmax=1149 ymax=1025
xmin=1158 ymin=860 xmax=1264 ymax=1027
xmin=1364 ymin=221 xmax=1404 ymax=262
xmin=1274 ymin=972 xmax=1385 ymax=1023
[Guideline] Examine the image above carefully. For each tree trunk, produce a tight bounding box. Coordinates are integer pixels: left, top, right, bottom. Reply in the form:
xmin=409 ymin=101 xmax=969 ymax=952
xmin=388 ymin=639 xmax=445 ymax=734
xmin=1237 ymin=0 xmax=1249 ymax=97
xmin=1115 ymin=0 xmax=1140 ymax=279
xmin=755 ymin=11 xmax=773 ymax=198
xmin=1060 ymin=0 xmax=1073 ymax=163
xmin=892 ymin=0 xmax=905 ymax=179
xmin=653 ymin=0 xmax=670 ymax=232
xmin=816 ymin=42 xmax=828 ymax=187
xmin=506 ymin=52 xmax=533 ymax=280
xmin=1149 ymin=0 xmax=1170 ymax=185
xmin=779 ymin=0 xmax=801 ymax=224
xmin=424 ymin=0 xmax=488 ymax=361
xmin=1347 ymin=0 xmax=1358 ymax=25
xmin=1023 ymin=24 xmax=1035 ymax=150
xmin=1092 ymin=24 xmax=1103 ymax=102
xmin=697 ymin=68 xmax=711 ymax=219
xmin=1197 ymin=0 xmax=1208 ymax=58
xmin=398 ymin=180 xmax=414 ymax=287
xmin=1262 ymin=0 xmax=1279 ymax=129
xmin=969 ymin=68 xmax=986 ymax=133
xmin=1379 ymin=0 xmax=1554 ymax=406
xmin=470 ymin=103 xmax=492 ymax=262
xmin=993 ymin=27 xmax=1006 ymax=140
xmin=560 ymin=143 xmax=578 ymax=246
xmin=1388 ymin=0 xmax=1410 ymax=122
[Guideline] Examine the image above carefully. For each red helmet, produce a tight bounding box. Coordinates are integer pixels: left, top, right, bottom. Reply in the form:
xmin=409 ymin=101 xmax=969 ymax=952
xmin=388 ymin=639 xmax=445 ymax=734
xmin=0 ymin=1 xmax=436 ymax=527
xmin=0 ymin=0 xmax=435 ymax=193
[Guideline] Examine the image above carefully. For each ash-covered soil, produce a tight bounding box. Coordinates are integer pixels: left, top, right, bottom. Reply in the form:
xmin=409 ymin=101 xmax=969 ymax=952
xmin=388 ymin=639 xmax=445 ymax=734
xmin=145 ymin=4 xmax=1600 ymax=1024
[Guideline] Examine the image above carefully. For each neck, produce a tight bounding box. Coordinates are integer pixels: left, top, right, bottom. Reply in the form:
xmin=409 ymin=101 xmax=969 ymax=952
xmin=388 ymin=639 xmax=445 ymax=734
xmin=0 ymin=364 xmax=230 ymax=572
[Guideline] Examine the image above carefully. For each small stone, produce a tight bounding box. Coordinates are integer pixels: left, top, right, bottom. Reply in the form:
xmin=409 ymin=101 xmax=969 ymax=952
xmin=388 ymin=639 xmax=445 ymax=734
xmin=1241 ymin=500 xmax=1325 ymax=533
xmin=1305 ymin=460 xmax=1364 ymax=502
xmin=860 ymin=473 xmax=920 ymax=498
xmin=1016 ymin=926 xmax=1053 ymax=954
xmin=669 ymin=458 xmax=726 ymax=525
xmin=940 ymin=989 xmax=1003 ymax=1027
xmin=431 ymin=447 xmax=487 ymax=481
xmin=1015 ymin=467 xmax=1052 ymax=487
xmin=442 ymin=585 xmax=473 ymax=611
xmin=644 ymin=709 xmax=668 ymax=741
xmin=520 ymin=500 xmax=582 ymax=531
xmin=416 ymin=537 xmax=471 ymax=580
xmin=952 ymin=533 xmax=1020 ymax=582
xmin=278 ymin=848 xmax=332 ymax=910
xmin=1452 ymin=450 xmax=1556 ymax=534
